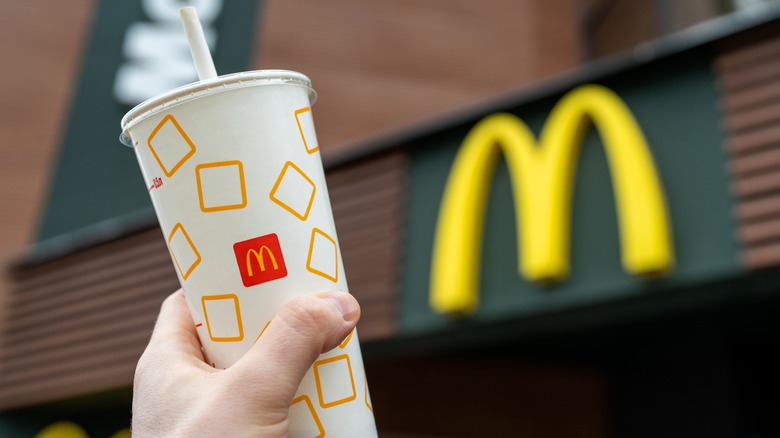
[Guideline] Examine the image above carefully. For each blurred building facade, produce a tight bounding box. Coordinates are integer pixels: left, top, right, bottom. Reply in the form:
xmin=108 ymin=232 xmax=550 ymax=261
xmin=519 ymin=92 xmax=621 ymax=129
xmin=2 ymin=0 xmax=780 ymax=436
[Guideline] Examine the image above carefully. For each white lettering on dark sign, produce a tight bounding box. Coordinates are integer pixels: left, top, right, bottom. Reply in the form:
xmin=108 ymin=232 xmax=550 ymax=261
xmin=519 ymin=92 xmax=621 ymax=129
xmin=113 ymin=0 xmax=223 ymax=105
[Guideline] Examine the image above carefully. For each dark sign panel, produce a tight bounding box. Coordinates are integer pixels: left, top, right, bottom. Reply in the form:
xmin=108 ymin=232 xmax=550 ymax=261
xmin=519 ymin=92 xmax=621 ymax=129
xmin=401 ymin=52 xmax=740 ymax=334
xmin=37 ymin=0 xmax=259 ymax=240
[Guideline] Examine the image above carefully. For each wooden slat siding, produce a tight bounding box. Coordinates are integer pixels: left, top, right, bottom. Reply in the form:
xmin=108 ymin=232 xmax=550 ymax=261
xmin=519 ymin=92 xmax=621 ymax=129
xmin=742 ymin=241 xmax=780 ymax=269
xmin=6 ymin=300 xmax=160 ymax=360
xmin=716 ymin=33 xmax=780 ymax=270
xmin=724 ymin=99 xmax=780 ymax=133
xmin=736 ymin=196 xmax=780 ymax=222
xmin=327 ymin=151 xmax=408 ymax=341
xmin=10 ymin=253 xmax=168 ymax=323
xmin=717 ymin=57 xmax=780 ymax=92
xmin=732 ymin=170 xmax=780 ymax=198
xmin=738 ymin=220 xmax=780 ymax=245
xmin=12 ymin=228 xmax=166 ymax=297
xmin=715 ymin=33 xmax=780 ymax=73
xmin=729 ymin=147 xmax=780 ymax=175
xmin=721 ymin=80 xmax=780 ymax=113
xmin=726 ymin=124 xmax=780 ymax=155
xmin=0 ymin=228 xmax=175 ymax=410
xmin=7 ymin=275 xmax=169 ymax=349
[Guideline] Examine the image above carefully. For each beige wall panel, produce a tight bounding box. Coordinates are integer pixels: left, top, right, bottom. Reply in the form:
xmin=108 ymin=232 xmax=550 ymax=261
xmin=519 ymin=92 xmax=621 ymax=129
xmin=0 ymin=1 xmax=94 ymax=254
xmin=255 ymin=0 xmax=581 ymax=153
xmin=0 ymin=0 xmax=96 ymax=362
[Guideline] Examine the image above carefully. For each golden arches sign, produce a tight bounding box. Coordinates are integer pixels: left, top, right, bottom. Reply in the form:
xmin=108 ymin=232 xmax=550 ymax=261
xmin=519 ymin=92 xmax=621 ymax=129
xmin=430 ymin=84 xmax=675 ymax=315
xmin=34 ymin=421 xmax=130 ymax=438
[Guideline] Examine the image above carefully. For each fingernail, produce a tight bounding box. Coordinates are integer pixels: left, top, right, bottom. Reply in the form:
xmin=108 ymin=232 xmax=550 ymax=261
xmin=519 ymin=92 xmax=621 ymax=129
xmin=318 ymin=291 xmax=360 ymax=322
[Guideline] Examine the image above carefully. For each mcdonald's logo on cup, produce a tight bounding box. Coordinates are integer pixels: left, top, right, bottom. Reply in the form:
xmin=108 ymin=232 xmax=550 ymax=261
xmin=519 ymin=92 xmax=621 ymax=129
xmin=233 ymin=233 xmax=288 ymax=287
xmin=431 ymin=84 xmax=675 ymax=316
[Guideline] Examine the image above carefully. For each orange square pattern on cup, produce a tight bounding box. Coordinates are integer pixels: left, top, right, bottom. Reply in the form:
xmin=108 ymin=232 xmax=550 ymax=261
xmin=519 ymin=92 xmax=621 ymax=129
xmin=254 ymin=321 xmax=271 ymax=344
xmin=339 ymin=329 xmax=354 ymax=349
xmin=365 ymin=371 xmax=373 ymax=414
xmin=202 ymin=294 xmax=244 ymax=342
xmin=294 ymin=106 xmax=319 ymax=154
xmin=196 ymin=160 xmax=247 ymax=212
xmin=306 ymin=228 xmax=338 ymax=283
xmin=290 ymin=395 xmax=325 ymax=438
xmin=269 ymin=161 xmax=316 ymax=221
xmin=148 ymin=114 xmax=196 ymax=177
xmin=167 ymin=223 xmax=201 ymax=280
xmin=313 ymin=354 xmax=356 ymax=408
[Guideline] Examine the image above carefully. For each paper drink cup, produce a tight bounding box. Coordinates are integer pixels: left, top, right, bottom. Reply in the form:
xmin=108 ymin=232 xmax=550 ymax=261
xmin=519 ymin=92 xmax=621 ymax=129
xmin=120 ymin=70 xmax=377 ymax=437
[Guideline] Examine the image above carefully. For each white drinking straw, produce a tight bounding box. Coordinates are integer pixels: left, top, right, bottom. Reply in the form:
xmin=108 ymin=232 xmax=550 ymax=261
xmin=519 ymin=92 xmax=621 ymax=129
xmin=180 ymin=6 xmax=218 ymax=80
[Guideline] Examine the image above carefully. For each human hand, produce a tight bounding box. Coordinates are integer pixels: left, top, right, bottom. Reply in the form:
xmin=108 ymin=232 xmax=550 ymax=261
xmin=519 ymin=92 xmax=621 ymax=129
xmin=131 ymin=289 xmax=360 ymax=437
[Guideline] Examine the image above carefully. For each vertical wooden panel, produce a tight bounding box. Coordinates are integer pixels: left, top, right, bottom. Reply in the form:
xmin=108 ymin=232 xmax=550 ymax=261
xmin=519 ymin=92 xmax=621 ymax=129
xmin=328 ymin=151 xmax=408 ymax=340
xmin=715 ymin=33 xmax=780 ymax=270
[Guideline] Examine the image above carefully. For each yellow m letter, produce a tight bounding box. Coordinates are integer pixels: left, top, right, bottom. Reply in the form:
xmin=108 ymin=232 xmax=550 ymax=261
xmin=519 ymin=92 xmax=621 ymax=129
xmin=430 ymin=85 xmax=674 ymax=315
xmin=246 ymin=246 xmax=279 ymax=277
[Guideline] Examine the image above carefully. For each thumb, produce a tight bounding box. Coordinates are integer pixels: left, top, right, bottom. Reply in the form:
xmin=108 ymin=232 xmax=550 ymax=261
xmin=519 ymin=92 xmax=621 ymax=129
xmin=144 ymin=289 xmax=204 ymax=363
xmin=229 ymin=291 xmax=360 ymax=409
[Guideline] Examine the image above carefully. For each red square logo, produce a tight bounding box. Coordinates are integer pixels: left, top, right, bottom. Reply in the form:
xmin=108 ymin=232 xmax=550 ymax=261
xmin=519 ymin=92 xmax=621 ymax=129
xmin=233 ymin=233 xmax=288 ymax=287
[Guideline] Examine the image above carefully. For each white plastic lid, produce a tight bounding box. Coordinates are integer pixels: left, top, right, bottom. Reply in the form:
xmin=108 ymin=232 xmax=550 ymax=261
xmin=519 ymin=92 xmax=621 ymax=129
xmin=119 ymin=69 xmax=316 ymax=146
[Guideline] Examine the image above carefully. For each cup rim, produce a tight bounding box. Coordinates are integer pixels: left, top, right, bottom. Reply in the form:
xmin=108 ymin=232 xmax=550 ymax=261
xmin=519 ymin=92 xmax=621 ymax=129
xmin=119 ymin=69 xmax=316 ymax=146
